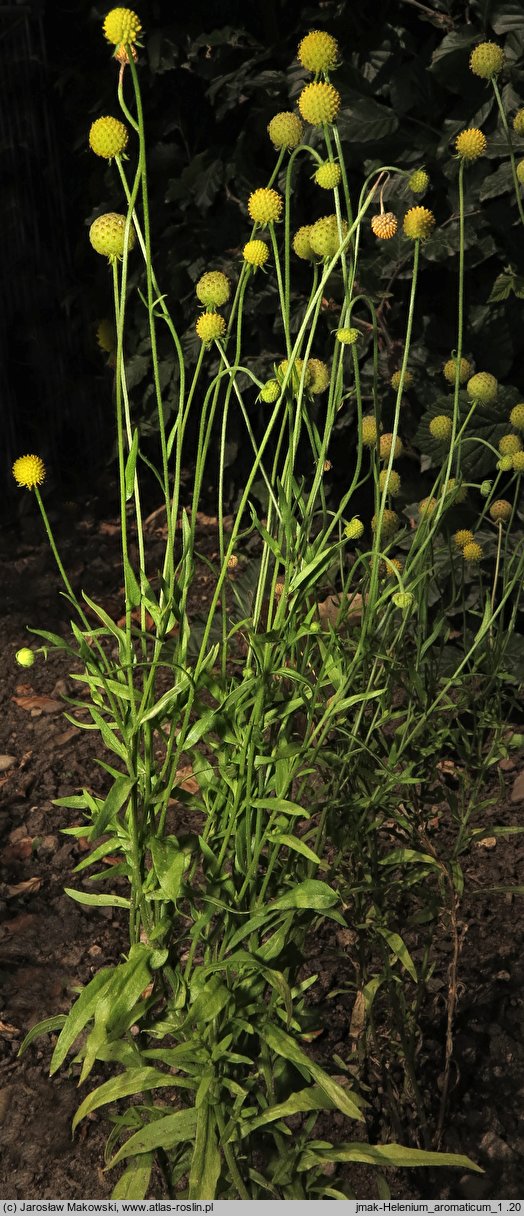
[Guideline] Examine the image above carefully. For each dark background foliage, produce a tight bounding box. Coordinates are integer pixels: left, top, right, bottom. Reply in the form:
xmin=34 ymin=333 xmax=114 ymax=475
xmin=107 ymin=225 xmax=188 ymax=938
xmin=2 ymin=0 xmax=524 ymax=508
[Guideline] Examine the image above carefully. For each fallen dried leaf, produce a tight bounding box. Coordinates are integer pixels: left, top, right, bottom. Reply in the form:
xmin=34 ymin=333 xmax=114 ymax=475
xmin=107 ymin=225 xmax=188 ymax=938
xmin=12 ymin=694 xmax=63 ymax=715
xmin=510 ymin=771 xmax=524 ymax=803
xmin=475 ymin=836 xmax=497 ymax=850
xmin=176 ymin=766 xmax=199 ymax=794
xmin=0 ymin=1021 xmax=20 ymax=1037
xmin=0 ymin=755 xmax=16 ymax=773
xmin=6 ymin=877 xmax=42 ymax=898
xmin=54 ymin=727 xmax=79 ymax=747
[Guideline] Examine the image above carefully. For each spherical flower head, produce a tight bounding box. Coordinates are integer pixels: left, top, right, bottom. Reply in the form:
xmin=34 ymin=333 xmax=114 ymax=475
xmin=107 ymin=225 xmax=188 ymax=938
xmin=89 ymin=212 xmax=136 ymax=261
xmin=307 ymin=358 xmax=330 ymax=394
xmin=274 ymin=582 xmax=285 ymax=598
xmin=16 ymin=647 xmax=35 ymax=668
xmin=469 ymin=42 xmax=504 ymax=80
xmin=344 ymin=517 xmax=364 ymax=541
xmin=277 ymin=358 xmax=312 ymax=392
xmin=293 ymin=226 xmax=315 ymax=260
xmin=103 ymin=8 xmax=142 ymax=47
xmin=430 ymin=415 xmax=453 ymax=441
xmin=392 ymin=590 xmax=414 ymax=610
xmin=419 ymin=496 xmax=438 ymax=518
xmin=196 ymin=271 xmax=230 ymax=309
xmin=513 ymin=109 xmax=524 ymax=136
xmin=455 ymin=128 xmax=487 ymax=161
xmin=336 ymin=327 xmax=359 ymax=345
xmin=463 ymin=540 xmax=483 ymax=563
xmin=513 ymin=450 xmax=524 ymax=473
xmin=497 ymin=454 xmax=513 ymax=472
xmin=13 ymin=454 xmax=46 ymax=490
xmin=380 ymin=432 xmax=403 ymax=461
xmin=480 ymin=479 xmax=492 ymax=498
xmin=96 ymin=318 xmax=116 ymax=354
xmin=467 ymin=371 xmax=498 ymax=403
xmin=260 ymin=379 xmax=280 ymax=403
xmin=372 ymin=509 xmax=399 ymax=539
xmin=323 ymin=459 xmax=332 ymax=472
xmin=391 ymin=369 xmax=413 ymax=391
xmin=114 ymin=42 xmax=138 ymax=65
xmin=248 ymin=188 xmax=283 ymax=226
xmin=267 ymin=112 xmax=304 ymax=149
xmin=89 ymin=116 xmax=128 ymax=160
xmin=443 ymin=356 xmax=472 ymax=384
xmin=309 ymin=214 xmax=348 ymax=259
xmin=517 ymin=160 xmax=524 ymax=186
xmin=509 ymin=403 xmax=524 ymax=431
xmin=380 ymin=556 xmax=403 ymax=577
xmin=498 ymin=433 xmax=522 ymax=456
xmin=195 ymin=312 xmax=226 ymax=344
xmin=490 ymin=499 xmax=512 ymax=523
xmin=298 ymin=30 xmax=340 ymax=74
xmin=243 ymin=239 xmax=269 ymax=268
xmin=454 ymin=529 xmax=474 ymax=548
xmin=371 ymin=212 xmax=398 ymax=240
xmin=298 ymin=82 xmax=341 ymax=126
xmin=379 ymin=468 xmax=401 ymax=496
xmin=314 ymin=160 xmax=342 ymax=190
xmin=403 ymin=206 xmax=435 ymax=240
xmin=408 ymin=169 xmax=429 ymax=194
xmin=227 ymin=554 xmax=239 ymax=570
xmin=361 ymin=415 xmax=378 ymax=446
xmin=441 ymin=478 xmax=467 ymax=503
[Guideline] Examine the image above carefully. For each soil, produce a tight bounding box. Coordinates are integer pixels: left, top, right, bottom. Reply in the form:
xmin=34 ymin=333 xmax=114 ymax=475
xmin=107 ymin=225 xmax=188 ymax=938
xmin=1 ymin=492 xmax=523 ymax=1200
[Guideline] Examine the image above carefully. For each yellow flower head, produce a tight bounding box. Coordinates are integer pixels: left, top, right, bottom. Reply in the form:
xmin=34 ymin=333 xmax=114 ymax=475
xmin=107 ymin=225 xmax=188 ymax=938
xmin=267 ymin=112 xmax=304 ymax=149
xmin=344 ymin=517 xmax=364 ymax=540
xmin=408 ymin=169 xmax=429 ymax=194
xmin=454 ymin=529 xmax=474 ymax=548
xmin=196 ymin=313 xmax=226 ymax=344
xmin=509 ymin=403 xmax=524 ymax=431
xmin=403 ymin=207 xmax=436 ymax=240
xmin=89 ymin=212 xmax=136 ymax=261
xmin=260 ymin=380 xmax=280 ymax=403
xmin=309 ymin=213 xmax=348 ymax=259
xmin=293 ymin=226 xmax=315 ymax=260
xmin=103 ymin=7 xmax=142 ymax=47
xmin=361 ymin=415 xmax=379 ymax=446
xmin=89 ymin=116 xmax=128 ymax=159
xmin=517 ymin=160 xmax=524 ymax=186
xmin=430 ymin=415 xmax=453 ymax=441
xmin=298 ymin=30 xmax=340 ymax=74
xmin=336 ymin=327 xmax=360 ymax=345
xmin=391 ymin=369 xmax=413 ymax=391
xmin=298 ymin=82 xmax=341 ymax=126
xmin=307 ymin=358 xmax=330 ymax=394
xmin=489 ymin=499 xmax=512 ymax=523
xmin=463 ymin=540 xmax=483 ymax=563
xmin=443 ymin=356 xmax=472 ymax=384
xmin=371 ymin=212 xmax=398 ymax=240
xmin=371 ymin=509 xmax=399 ymax=539
xmin=441 ymin=478 xmax=467 ymax=503
xmin=196 ymin=271 xmax=230 ymax=309
xmin=498 ymin=433 xmax=522 ymax=456
xmin=379 ymin=468 xmax=401 ymax=496
xmin=248 ymin=188 xmax=283 ymax=225
xmin=380 ymin=432 xmax=403 ymax=461
xmin=513 ymin=450 xmax=524 ymax=472
xmin=419 ymin=496 xmax=438 ymax=518
xmin=513 ymin=109 xmax=524 ymax=136
xmin=469 ymin=42 xmax=504 ymax=79
xmin=455 ymin=128 xmax=487 ymax=161
xmin=467 ymin=371 xmax=498 ymax=403
xmin=16 ymin=647 xmax=36 ymax=668
xmin=13 ymin=454 xmax=46 ymax=490
xmin=243 ymin=239 xmax=269 ymax=267
xmin=314 ymin=160 xmax=342 ymax=189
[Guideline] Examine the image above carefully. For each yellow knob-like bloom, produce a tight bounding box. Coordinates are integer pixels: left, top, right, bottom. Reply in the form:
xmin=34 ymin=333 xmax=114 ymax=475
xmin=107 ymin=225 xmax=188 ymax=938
xmin=379 ymin=469 xmax=401 ymax=496
xmin=298 ymin=82 xmax=341 ymax=126
xmin=371 ymin=509 xmax=399 ymax=539
xmin=293 ymin=226 xmax=315 ymax=260
xmin=513 ymin=450 xmax=524 ymax=472
xmin=248 ymin=188 xmax=283 ymax=225
xmin=489 ymin=499 xmax=512 ymax=523
xmin=243 ymin=240 xmax=269 ymax=267
xmin=469 ymin=42 xmax=504 ymax=79
xmin=260 ymin=380 xmax=280 ymax=403
xmin=391 ymin=369 xmax=413 ymax=391
xmin=103 ymin=7 xmax=142 ymax=47
xmin=89 ymin=213 xmax=136 ymax=260
xmin=462 ymin=541 xmax=483 ymax=563
xmin=379 ymin=433 xmax=403 ymax=461
xmin=467 ymin=371 xmax=498 ymax=403
xmin=16 ymin=647 xmax=36 ymax=668
xmin=267 ymin=112 xmax=304 ymax=149
xmin=196 ymin=271 xmax=230 ymax=308
xmin=361 ymin=415 xmax=378 ymax=446
xmin=455 ymin=128 xmax=487 ymax=161
xmin=196 ymin=313 xmax=226 ymax=343
xmin=309 ymin=214 xmax=348 ymax=258
xmin=314 ymin=161 xmax=342 ymax=189
xmin=443 ymin=356 xmax=472 ymax=384
xmin=419 ymin=496 xmax=438 ymax=518
xmin=513 ymin=109 xmax=524 ymax=136
xmin=336 ymin=327 xmax=359 ymax=344
xmin=509 ymin=403 xmax=524 ymax=431
xmin=297 ymin=30 xmax=340 ymax=74
xmin=307 ymin=358 xmax=330 ymax=394
xmin=441 ymin=478 xmax=467 ymax=503
xmin=430 ymin=415 xmax=453 ymax=441
xmin=517 ymin=160 xmax=524 ymax=186
xmin=408 ymin=169 xmax=429 ymax=194
xmin=403 ymin=207 xmax=436 ymax=240
xmin=89 ymin=116 xmax=128 ymax=159
xmin=454 ymin=529 xmax=474 ymax=548
xmin=344 ymin=518 xmax=364 ymax=540
xmin=13 ymin=454 xmax=46 ymax=490
xmin=498 ymin=433 xmax=522 ymax=456
xmin=371 ymin=212 xmax=398 ymax=240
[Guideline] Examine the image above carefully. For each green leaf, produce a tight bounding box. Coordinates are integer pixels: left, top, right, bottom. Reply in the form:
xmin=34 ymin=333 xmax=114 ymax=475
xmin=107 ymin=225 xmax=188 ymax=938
xmin=376 ymin=927 xmax=418 ymax=982
xmin=379 ymin=849 xmax=439 ymax=869
xmin=111 ymin=1155 xmax=153 ymax=1200
xmin=72 ymin=1067 xmax=183 ymax=1131
xmin=64 ymin=888 xmax=131 ymax=910
xmin=124 ymin=557 xmax=141 ymax=608
xmin=50 ymin=968 xmax=114 ymax=1074
xmin=108 ymin=1109 xmax=198 ymax=1167
xmin=124 ymin=429 xmax=140 ymax=500
xmin=238 ymin=1085 xmax=334 ymax=1136
xmin=271 ymin=879 xmax=339 ymax=911
xmin=260 ymin=1023 xmax=364 ymax=1121
xmin=150 ymin=837 xmax=186 ymax=902
xmin=480 ymin=163 xmax=514 ymax=203
xmin=189 ymin=1103 xmax=221 ymax=1200
xmin=299 ymin=1141 xmax=482 ymax=1172
xmin=91 ymin=774 xmax=135 ymax=839
xmin=18 ymin=1014 xmax=67 ymax=1057
xmin=252 ymin=798 xmax=310 ymax=818
xmin=272 ymin=834 xmax=322 ymax=865
xmin=184 ymin=975 xmax=230 ymax=1028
